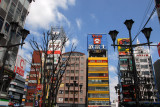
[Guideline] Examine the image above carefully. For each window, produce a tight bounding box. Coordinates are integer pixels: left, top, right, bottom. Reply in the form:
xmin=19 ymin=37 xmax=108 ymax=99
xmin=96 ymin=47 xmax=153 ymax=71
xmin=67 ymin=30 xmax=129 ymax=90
xmin=142 ymin=71 xmax=150 ymax=75
xmin=140 ymin=59 xmax=147 ymax=62
xmin=75 ymin=77 xmax=79 ymax=80
xmin=141 ymin=65 xmax=148 ymax=69
xmin=76 ymin=58 xmax=79 ymax=61
xmin=58 ymin=98 xmax=63 ymax=102
xmin=1 ymin=0 xmax=10 ymax=11
xmin=62 ymin=58 xmax=66 ymax=61
xmin=71 ymin=77 xmax=74 ymax=80
xmin=80 ymin=76 xmax=83 ymax=80
xmin=65 ymin=98 xmax=68 ymax=101
xmin=75 ymin=70 xmax=79 ymax=73
xmin=80 ymin=70 xmax=83 ymax=73
xmin=59 ymin=90 xmax=63 ymax=94
xmin=76 ymin=64 xmax=79 ymax=67
xmin=0 ymin=16 xmax=4 ymax=32
xmin=9 ymin=2 xmax=16 ymax=17
xmin=4 ymin=22 xmax=10 ymax=34
xmin=71 ymin=70 xmax=74 ymax=73
xmin=80 ymin=98 xmax=83 ymax=102
xmin=66 ymin=70 xmax=70 ymax=73
xmin=66 ymin=76 xmax=69 ymax=80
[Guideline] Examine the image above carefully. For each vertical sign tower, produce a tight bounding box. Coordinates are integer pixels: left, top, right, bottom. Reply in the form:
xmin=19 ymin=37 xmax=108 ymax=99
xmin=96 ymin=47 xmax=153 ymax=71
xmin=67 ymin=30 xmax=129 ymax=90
xmin=87 ymin=34 xmax=110 ymax=107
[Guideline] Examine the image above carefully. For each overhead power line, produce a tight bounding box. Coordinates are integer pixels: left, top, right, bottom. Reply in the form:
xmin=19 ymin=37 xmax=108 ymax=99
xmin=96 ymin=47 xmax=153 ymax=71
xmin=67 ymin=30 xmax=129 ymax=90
xmin=132 ymin=5 xmax=157 ymax=42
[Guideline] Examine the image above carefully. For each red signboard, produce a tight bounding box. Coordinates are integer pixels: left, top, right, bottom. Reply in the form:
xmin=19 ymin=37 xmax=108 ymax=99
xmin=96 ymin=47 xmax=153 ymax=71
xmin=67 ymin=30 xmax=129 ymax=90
xmin=158 ymin=42 xmax=160 ymax=57
xmin=14 ymin=56 xmax=26 ymax=77
xmin=37 ymin=84 xmax=43 ymax=90
xmin=94 ymin=38 xmax=101 ymax=44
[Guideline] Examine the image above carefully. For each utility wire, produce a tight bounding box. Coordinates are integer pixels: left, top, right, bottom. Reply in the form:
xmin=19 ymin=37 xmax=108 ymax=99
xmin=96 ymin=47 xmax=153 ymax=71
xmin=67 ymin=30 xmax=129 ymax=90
xmin=137 ymin=0 xmax=154 ymax=34
xmin=132 ymin=5 xmax=157 ymax=42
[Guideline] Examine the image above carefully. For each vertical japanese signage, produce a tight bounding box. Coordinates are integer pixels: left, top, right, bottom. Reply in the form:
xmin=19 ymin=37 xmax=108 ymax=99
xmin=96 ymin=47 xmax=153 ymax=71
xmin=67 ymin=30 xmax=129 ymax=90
xmin=155 ymin=0 xmax=160 ymax=23
xmin=14 ymin=55 xmax=26 ymax=77
xmin=157 ymin=42 xmax=160 ymax=57
xmin=87 ymin=34 xmax=107 ymax=50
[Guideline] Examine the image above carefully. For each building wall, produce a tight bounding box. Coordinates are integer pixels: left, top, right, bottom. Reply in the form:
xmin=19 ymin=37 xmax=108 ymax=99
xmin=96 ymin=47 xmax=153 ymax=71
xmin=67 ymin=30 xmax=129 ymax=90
xmin=154 ymin=59 xmax=160 ymax=95
xmin=88 ymin=57 xmax=110 ymax=106
xmin=57 ymin=52 xmax=86 ymax=106
xmin=8 ymin=75 xmax=25 ymax=106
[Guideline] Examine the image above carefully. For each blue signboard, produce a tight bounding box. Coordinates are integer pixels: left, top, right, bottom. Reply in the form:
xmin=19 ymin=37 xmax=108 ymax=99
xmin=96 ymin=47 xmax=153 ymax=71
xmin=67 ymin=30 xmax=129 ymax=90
xmin=87 ymin=34 xmax=107 ymax=50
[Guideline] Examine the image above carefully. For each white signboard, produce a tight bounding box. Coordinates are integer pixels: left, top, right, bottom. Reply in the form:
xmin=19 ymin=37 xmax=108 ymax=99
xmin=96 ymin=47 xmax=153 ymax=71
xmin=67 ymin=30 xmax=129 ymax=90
xmin=14 ymin=55 xmax=26 ymax=77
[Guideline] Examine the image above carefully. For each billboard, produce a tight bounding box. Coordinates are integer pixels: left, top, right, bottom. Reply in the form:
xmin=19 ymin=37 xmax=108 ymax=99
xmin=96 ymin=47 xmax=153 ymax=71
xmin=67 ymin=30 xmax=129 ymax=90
xmin=87 ymin=34 xmax=107 ymax=50
xmin=14 ymin=55 xmax=26 ymax=77
xmin=158 ymin=42 xmax=160 ymax=57
xmin=117 ymin=38 xmax=130 ymax=53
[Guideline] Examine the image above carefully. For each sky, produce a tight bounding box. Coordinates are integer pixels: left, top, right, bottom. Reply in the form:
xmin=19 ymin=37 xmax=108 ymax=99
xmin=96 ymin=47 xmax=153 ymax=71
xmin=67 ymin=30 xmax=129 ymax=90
xmin=18 ymin=0 xmax=160 ymax=102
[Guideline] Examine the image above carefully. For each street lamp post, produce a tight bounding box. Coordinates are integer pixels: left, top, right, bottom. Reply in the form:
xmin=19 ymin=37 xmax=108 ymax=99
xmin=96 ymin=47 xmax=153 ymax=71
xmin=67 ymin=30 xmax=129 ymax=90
xmin=67 ymin=80 xmax=83 ymax=107
xmin=109 ymin=19 xmax=153 ymax=107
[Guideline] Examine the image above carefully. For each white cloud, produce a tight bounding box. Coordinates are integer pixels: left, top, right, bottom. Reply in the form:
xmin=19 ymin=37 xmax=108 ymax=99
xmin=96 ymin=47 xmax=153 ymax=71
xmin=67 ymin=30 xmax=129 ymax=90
xmin=151 ymin=12 xmax=158 ymax=20
xmin=65 ymin=39 xmax=70 ymax=47
xmin=109 ymin=65 xmax=117 ymax=73
xmin=71 ymin=38 xmax=78 ymax=46
xmin=109 ymin=76 xmax=118 ymax=102
xmin=30 ymin=30 xmax=41 ymax=37
xmin=26 ymin=0 xmax=75 ymax=30
xmin=108 ymin=52 xmax=118 ymax=61
xmin=23 ymin=41 xmax=32 ymax=51
xmin=76 ymin=18 xmax=82 ymax=30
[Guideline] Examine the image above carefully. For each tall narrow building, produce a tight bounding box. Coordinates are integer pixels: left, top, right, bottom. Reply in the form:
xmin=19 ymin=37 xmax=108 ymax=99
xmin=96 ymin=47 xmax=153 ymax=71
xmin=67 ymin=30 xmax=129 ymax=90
xmin=87 ymin=34 xmax=110 ymax=107
xmin=57 ymin=52 xmax=86 ymax=107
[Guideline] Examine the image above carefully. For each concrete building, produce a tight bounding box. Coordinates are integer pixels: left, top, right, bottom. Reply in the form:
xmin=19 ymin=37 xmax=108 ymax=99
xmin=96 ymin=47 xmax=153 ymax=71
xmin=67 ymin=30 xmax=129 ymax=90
xmin=117 ymin=38 xmax=158 ymax=106
xmin=57 ymin=52 xmax=86 ymax=107
xmin=154 ymin=59 xmax=160 ymax=96
xmin=8 ymin=75 xmax=25 ymax=106
xmin=87 ymin=34 xmax=110 ymax=107
xmin=0 ymin=0 xmax=33 ymax=106
xmin=134 ymin=42 xmax=157 ymax=102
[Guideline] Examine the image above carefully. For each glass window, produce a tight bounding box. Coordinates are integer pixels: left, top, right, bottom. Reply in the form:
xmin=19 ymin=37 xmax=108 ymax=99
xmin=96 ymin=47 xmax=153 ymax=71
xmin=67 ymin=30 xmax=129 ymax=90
xmin=20 ymin=8 xmax=27 ymax=23
xmin=75 ymin=77 xmax=79 ymax=80
xmin=88 ymin=87 xmax=109 ymax=91
xmin=140 ymin=59 xmax=147 ymax=62
xmin=24 ymin=0 xmax=30 ymax=9
xmin=4 ymin=22 xmax=10 ymax=34
xmin=141 ymin=65 xmax=148 ymax=69
xmin=9 ymin=2 xmax=16 ymax=16
xmin=75 ymin=70 xmax=79 ymax=73
xmin=80 ymin=98 xmax=83 ymax=102
xmin=66 ymin=70 xmax=70 ymax=73
xmin=88 ymin=93 xmax=109 ymax=98
xmin=80 ymin=70 xmax=83 ymax=73
xmin=76 ymin=58 xmax=79 ymax=61
xmin=80 ymin=76 xmax=83 ymax=80
xmin=0 ymin=16 xmax=4 ymax=32
xmin=142 ymin=71 xmax=150 ymax=75
xmin=71 ymin=77 xmax=74 ymax=80
xmin=65 ymin=98 xmax=68 ymax=101
xmin=88 ymin=73 xmax=108 ymax=77
xmin=59 ymin=90 xmax=63 ymax=94
xmin=66 ymin=76 xmax=69 ymax=80
xmin=88 ymin=80 xmax=109 ymax=84
xmin=14 ymin=6 xmax=21 ymax=21
xmin=1 ymin=0 xmax=10 ymax=11
xmin=71 ymin=70 xmax=74 ymax=73
xmin=19 ymin=0 xmax=25 ymax=4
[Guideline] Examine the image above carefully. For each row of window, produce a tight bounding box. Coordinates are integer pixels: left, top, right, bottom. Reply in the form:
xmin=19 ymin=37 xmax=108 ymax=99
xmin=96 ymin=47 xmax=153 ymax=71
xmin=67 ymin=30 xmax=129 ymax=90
xmin=58 ymin=98 xmax=83 ymax=102
xmin=65 ymin=76 xmax=83 ymax=80
xmin=66 ymin=70 xmax=84 ymax=74
xmin=88 ymin=87 xmax=109 ymax=91
xmin=88 ymin=101 xmax=109 ymax=105
xmin=59 ymin=90 xmax=83 ymax=94
xmin=88 ymin=93 xmax=109 ymax=98
xmin=88 ymin=80 xmax=109 ymax=84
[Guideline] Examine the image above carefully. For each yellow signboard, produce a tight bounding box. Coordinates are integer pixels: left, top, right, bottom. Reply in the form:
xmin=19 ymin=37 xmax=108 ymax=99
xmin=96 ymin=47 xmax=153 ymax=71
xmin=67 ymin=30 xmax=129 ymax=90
xmin=117 ymin=38 xmax=130 ymax=52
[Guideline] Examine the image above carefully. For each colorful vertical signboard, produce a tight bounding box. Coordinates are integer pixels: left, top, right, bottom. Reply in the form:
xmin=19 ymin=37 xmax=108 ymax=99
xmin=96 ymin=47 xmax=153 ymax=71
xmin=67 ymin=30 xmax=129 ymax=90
xmin=157 ymin=42 xmax=160 ymax=57
xmin=14 ymin=55 xmax=26 ymax=77
xmin=87 ymin=34 xmax=107 ymax=50
xmin=117 ymin=38 xmax=130 ymax=55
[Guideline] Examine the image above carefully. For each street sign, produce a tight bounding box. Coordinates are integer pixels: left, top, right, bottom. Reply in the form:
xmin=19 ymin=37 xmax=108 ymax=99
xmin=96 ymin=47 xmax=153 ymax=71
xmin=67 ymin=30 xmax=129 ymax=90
xmin=37 ymin=84 xmax=43 ymax=90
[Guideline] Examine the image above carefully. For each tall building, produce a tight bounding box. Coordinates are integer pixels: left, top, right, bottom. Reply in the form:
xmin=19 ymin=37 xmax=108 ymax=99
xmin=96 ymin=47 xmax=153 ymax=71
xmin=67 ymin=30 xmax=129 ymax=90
xmin=8 ymin=75 xmax=25 ymax=106
xmin=134 ymin=41 xmax=157 ymax=102
xmin=57 ymin=52 xmax=86 ymax=107
xmin=117 ymin=38 xmax=158 ymax=106
xmin=87 ymin=34 xmax=110 ymax=107
xmin=0 ymin=0 xmax=33 ymax=106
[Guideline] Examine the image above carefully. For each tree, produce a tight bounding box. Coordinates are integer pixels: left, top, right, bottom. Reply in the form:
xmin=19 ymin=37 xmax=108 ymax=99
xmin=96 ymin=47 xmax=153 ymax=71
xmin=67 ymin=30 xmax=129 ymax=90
xmin=27 ymin=27 xmax=75 ymax=107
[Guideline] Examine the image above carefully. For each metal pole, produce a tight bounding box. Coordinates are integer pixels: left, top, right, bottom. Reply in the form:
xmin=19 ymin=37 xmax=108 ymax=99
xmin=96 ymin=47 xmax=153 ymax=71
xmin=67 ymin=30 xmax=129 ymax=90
xmin=128 ymin=29 xmax=139 ymax=107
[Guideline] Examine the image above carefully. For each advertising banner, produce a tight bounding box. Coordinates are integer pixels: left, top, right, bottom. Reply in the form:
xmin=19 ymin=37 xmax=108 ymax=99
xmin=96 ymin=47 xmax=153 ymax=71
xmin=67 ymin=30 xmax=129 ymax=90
xmin=87 ymin=34 xmax=107 ymax=50
xmin=117 ymin=38 xmax=130 ymax=53
xmin=14 ymin=55 xmax=26 ymax=77
xmin=157 ymin=42 xmax=160 ymax=57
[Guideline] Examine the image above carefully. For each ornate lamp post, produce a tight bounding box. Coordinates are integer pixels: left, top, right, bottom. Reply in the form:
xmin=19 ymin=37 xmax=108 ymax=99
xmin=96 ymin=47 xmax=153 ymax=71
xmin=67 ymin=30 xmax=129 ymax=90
xmin=109 ymin=19 xmax=153 ymax=107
